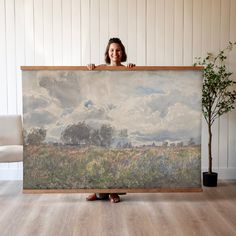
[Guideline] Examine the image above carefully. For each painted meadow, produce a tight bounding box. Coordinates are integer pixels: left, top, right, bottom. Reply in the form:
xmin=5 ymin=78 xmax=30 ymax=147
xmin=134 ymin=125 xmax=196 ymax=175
xmin=22 ymin=69 xmax=202 ymax=190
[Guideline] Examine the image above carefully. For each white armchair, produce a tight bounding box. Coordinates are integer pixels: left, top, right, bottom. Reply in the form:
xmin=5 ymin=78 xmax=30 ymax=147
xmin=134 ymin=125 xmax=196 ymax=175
xmin=0 ymin=115 xmax=23 ymax=163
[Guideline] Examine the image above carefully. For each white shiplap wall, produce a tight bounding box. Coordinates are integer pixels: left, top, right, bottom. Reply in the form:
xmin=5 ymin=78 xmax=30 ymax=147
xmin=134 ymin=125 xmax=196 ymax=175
xmin=0 ymin=0 xmax=236 ymax=180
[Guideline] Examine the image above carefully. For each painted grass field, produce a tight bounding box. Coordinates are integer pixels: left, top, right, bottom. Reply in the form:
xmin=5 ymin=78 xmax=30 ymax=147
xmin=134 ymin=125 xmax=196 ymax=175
xmin=23 ymin=145 xmax=201 ymax=189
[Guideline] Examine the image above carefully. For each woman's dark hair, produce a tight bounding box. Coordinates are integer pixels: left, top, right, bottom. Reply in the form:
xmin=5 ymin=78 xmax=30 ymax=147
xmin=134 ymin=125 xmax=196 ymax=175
xmin=104 ymin=38 xmax=127 ymax=64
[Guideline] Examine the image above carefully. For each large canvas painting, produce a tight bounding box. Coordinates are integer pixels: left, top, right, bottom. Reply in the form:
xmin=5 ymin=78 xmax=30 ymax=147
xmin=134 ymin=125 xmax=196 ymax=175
xmin=22 ymin=66 xmax=203 ymax=191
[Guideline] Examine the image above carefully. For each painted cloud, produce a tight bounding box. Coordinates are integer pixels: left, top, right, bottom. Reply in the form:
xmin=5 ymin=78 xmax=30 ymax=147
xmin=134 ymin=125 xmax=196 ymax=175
xmin=23 ymin=69 xmax=202 ymax=145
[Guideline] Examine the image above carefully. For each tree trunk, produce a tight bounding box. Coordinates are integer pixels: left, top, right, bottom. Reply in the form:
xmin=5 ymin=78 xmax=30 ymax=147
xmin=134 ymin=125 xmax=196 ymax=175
xmin=208 ymin=122 xmax=213 ymax=173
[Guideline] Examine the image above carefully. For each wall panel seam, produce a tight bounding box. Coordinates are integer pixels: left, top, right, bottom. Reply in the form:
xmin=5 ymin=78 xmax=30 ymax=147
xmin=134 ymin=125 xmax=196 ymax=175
xmin=4 ymin=0 xmax=8 ymax=113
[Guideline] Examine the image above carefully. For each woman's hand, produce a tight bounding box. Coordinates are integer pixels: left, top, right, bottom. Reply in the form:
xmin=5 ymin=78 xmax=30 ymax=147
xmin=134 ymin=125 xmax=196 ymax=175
xmin=87 ymin=64 xmax=96 ymax=70
xmin=126 ymin=63 xmax=136 ymax=68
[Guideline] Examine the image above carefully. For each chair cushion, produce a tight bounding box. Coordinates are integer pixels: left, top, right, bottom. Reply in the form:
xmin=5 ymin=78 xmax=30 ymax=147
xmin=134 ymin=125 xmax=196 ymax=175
xmin=0 ymin=115 xmax=23 ymax=145
xmin=0 ymin=145 xmax=23 ymax=162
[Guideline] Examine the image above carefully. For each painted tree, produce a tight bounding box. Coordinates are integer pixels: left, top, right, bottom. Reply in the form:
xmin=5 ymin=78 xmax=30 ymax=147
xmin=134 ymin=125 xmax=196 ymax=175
xmin=61 ymin=122 xmax=90 ymax=145
xmin=26 ymin=128 xmax=46 ymax=145
xmin=90 ymin=129 xmax=101 ymax=146
xmin=100 ymin=124 xmax=114 ymax=147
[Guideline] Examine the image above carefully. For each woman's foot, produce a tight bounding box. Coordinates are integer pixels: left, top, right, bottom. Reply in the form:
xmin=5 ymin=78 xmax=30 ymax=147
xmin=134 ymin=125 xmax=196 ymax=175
xmin=109 ymin=193 xmax=120 ymax=203
xmin=86 ymin=193 xmax=98 ymax=201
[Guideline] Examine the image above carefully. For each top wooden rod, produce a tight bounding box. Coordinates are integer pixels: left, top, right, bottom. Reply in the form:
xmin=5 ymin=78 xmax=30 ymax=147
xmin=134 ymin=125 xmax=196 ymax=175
xmin=21 ymin=66 xmax=203 ymax=71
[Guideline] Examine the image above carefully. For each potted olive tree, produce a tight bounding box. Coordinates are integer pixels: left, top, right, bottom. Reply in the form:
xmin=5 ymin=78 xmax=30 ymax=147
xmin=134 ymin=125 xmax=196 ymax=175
xmin=195 ymin=42 xmax=236 ymax=187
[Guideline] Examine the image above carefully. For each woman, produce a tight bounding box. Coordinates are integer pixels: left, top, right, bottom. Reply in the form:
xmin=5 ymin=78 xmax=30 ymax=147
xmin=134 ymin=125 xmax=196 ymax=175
xmin=86 ymin=38 xmax=135 ymax=203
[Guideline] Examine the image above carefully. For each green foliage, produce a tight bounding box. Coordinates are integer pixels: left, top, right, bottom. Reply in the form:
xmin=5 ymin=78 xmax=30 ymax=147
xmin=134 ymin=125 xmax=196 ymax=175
xmin=194 ymin=42 xmax=236 ymax=173
xmin=194 ymin=41 xmax=236 ymax=126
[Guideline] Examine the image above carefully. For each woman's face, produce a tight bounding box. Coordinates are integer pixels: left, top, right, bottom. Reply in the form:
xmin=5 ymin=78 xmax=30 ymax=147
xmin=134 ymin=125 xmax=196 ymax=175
xmin=108 ymin=43 xmax=123 ymax=64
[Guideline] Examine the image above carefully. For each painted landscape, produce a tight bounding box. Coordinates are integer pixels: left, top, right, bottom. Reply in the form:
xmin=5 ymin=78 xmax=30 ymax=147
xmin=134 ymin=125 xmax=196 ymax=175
xmin=22 ymin=69 xmax=202 ymax=189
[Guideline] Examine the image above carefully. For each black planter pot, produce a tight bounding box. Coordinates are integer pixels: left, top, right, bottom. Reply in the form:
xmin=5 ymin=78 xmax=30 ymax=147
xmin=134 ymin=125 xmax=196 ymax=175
xmin=203 ymin=172 xmax=218 ymax=187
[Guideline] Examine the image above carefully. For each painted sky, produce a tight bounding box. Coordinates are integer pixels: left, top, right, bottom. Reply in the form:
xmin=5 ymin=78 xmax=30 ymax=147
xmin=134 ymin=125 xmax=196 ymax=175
xmin=23 ymin=69 xmax=203 ymax=146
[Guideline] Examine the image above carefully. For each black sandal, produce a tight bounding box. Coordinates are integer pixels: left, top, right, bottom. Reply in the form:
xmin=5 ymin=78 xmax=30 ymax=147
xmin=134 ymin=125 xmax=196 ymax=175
xmin=109 ymin=193 xmax=120 ymax=203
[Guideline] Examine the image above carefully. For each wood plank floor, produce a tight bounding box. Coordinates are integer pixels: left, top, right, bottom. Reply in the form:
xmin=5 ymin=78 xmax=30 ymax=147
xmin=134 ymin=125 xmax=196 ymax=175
xmin=0 ymin=181 xmax=236 ymax=236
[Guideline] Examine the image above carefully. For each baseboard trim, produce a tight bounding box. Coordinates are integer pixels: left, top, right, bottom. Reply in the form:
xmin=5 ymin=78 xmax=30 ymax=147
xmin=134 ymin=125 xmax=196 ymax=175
xmin=0 ymin=167 xmax=23 ymax=180
xmin=201 ymin=167 xmax=236 ymax=180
